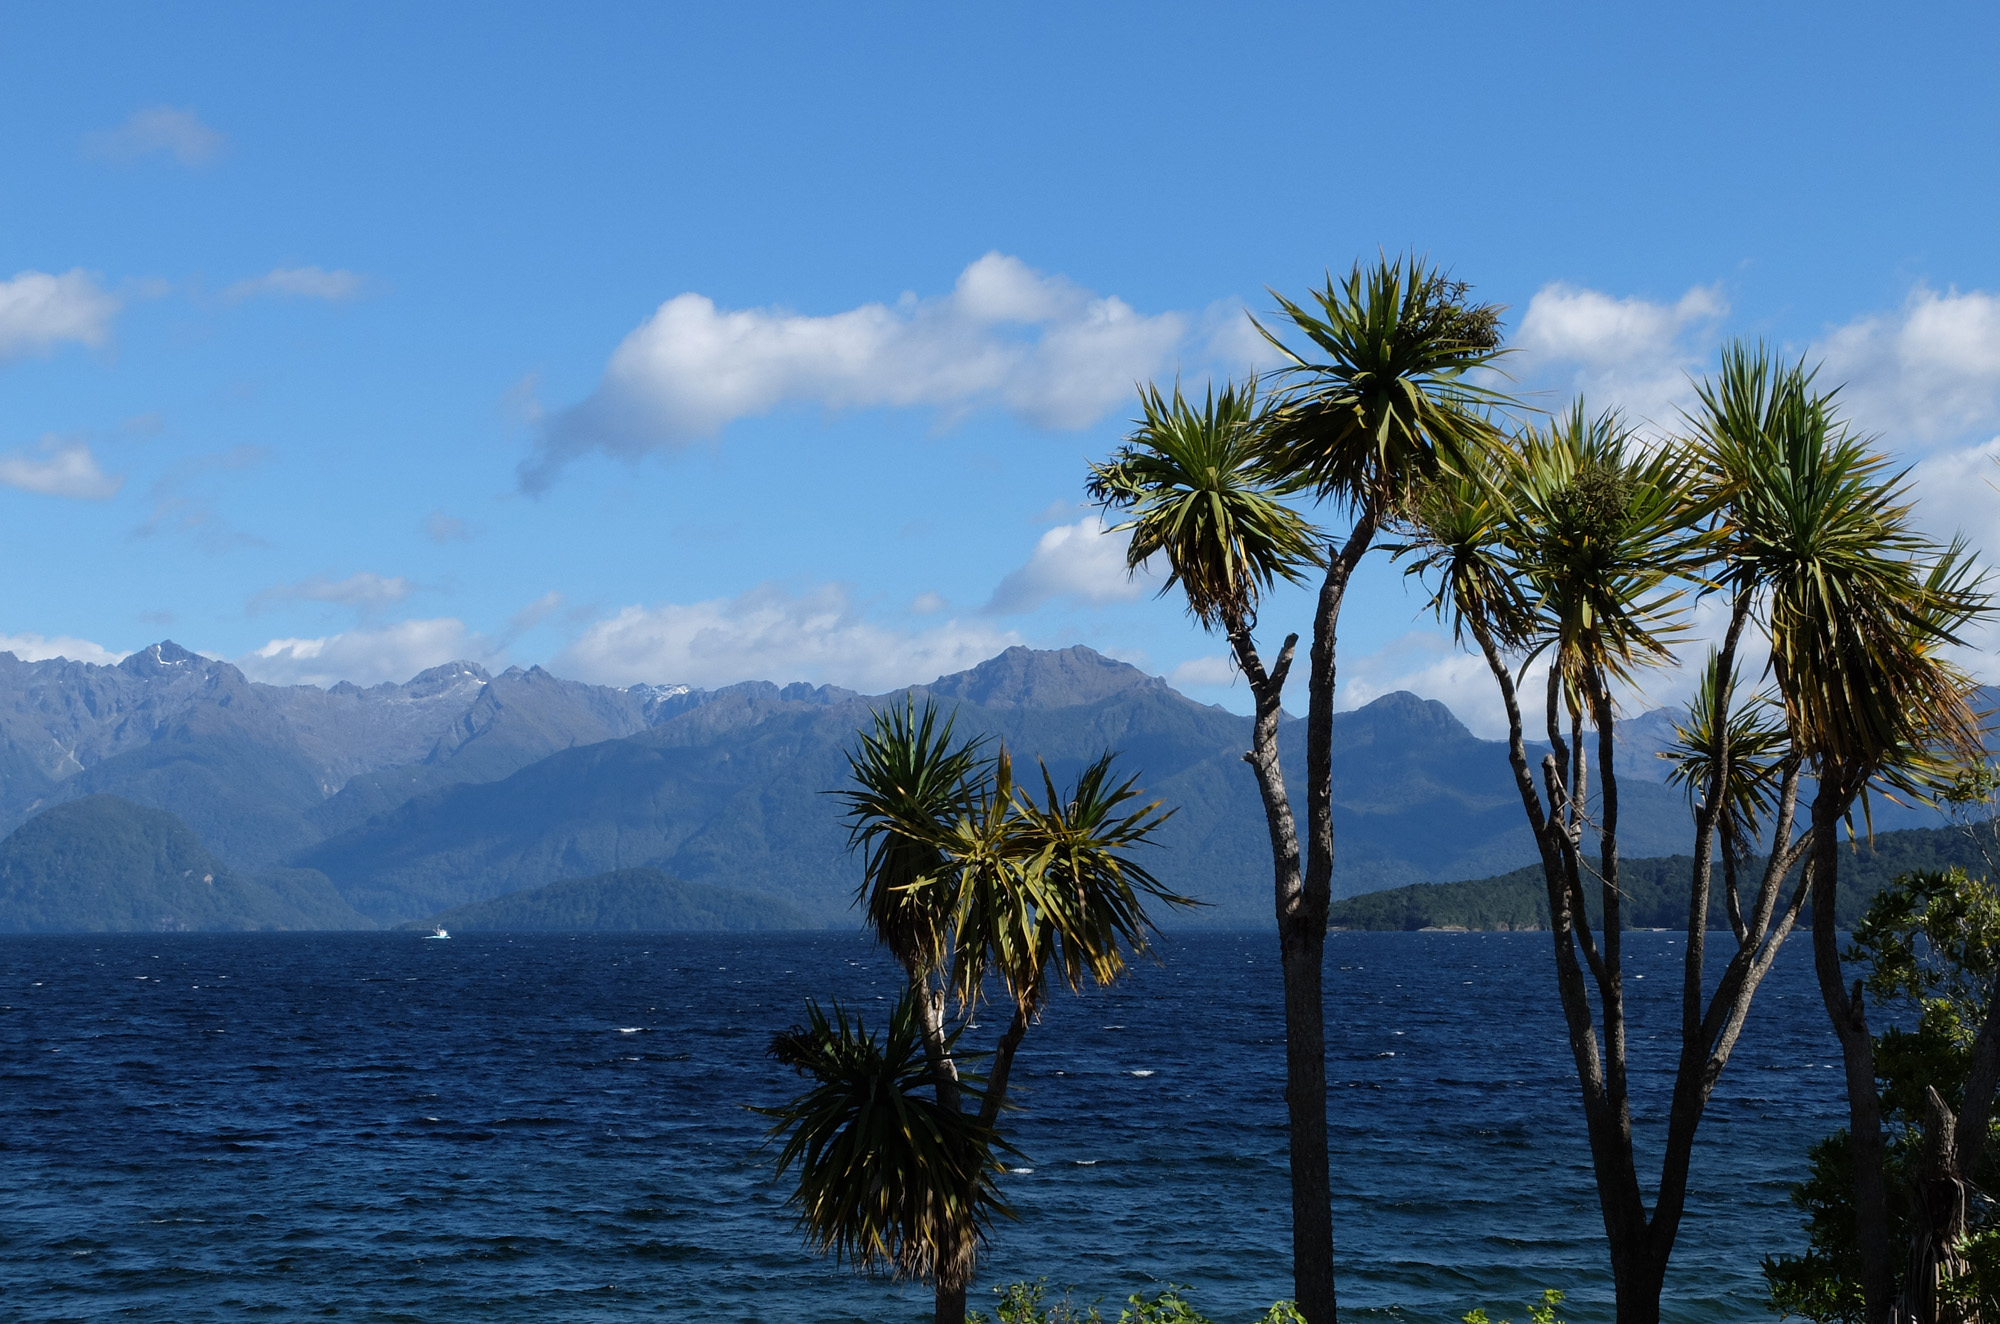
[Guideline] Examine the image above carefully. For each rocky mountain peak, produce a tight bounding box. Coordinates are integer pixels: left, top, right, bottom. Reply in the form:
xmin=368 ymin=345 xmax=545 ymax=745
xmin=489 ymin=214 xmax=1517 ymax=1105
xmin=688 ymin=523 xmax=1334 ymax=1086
xmin=921 ymin=645 xmax=1167 ymax=710
xmin=402 ymin=660 xmax=492 ymax=699
xmin=1337 ymin=691 xmax=1476 ymax=745
xmin=118 ymin=640 xmax=208 ymax=676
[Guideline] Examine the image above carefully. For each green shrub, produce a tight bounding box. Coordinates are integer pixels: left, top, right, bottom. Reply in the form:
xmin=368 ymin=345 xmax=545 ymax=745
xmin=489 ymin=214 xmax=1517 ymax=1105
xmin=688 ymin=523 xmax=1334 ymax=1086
xmin=967 ymin=1279 xmax=1305 ymax=1324
xmin=1463 ymin=1288 xmax=1566 ymax=1324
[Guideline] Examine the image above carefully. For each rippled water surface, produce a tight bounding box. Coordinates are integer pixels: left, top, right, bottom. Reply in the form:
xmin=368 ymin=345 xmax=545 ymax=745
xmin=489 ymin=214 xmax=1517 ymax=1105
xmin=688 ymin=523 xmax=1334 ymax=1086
xmin=0 ymin=930 xmax=1844 ymax=1322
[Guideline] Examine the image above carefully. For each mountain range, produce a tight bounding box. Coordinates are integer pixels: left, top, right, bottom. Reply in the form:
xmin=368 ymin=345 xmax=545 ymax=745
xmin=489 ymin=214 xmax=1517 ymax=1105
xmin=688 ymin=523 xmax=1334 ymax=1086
xmin=0 ymin=641 xmax=1956 ymax=931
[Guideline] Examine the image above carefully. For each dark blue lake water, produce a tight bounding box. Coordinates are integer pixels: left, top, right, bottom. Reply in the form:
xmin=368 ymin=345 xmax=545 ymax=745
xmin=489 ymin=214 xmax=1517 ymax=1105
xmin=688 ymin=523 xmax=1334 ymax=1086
xmin=0 ymin=930 xmax=1843 ymax=1322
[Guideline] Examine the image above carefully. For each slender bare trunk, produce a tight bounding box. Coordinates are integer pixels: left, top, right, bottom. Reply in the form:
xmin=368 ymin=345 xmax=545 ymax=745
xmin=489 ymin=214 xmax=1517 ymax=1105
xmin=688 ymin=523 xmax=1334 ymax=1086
xmin=1268 ymin=519 xmax=1373 ymax=1324
xmin=912 ymin=967 xmax=1030 ymax=1322
xmin=977 ymin=1004 xmax=1033 ymax=1131
xmin=1809 ymin=789 xmax=1895 ymax=1324
xmin=1224 ymin=616 xmax=1320 ymax=1320
xmin=1228 ymin=610 xmax=1326 ymax=1322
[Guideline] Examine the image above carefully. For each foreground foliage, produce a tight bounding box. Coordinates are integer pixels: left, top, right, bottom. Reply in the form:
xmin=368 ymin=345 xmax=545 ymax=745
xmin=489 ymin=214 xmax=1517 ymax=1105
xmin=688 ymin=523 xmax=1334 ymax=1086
xmin=1766 ymin=868 xmax=2000 ymax=1321
xmin=967 ymin=1278 xmax=1305 ymax=1324
xmin=1463 ymin=1289 xmax=1567 ymax=1324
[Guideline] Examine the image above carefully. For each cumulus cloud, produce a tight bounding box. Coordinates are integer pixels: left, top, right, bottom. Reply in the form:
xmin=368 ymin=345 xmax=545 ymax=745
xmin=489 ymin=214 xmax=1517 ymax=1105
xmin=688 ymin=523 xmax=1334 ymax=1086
xmin=239 ymin=618 xmax=490 ymax=688
xmin=1514 ymin=282 xmax=1727 ymax=428
xmin=1335 ymin=584 xmax=1765 ymax=742
xmin=0 ymin=269 xmax=120 ymax=360
xmin=0 ymin=632 xmax=123 ymax=666
xmin=522 ymin=253 xmax=1194 ymax=489
xmin=251 ymin=572 xmax=415 ymax=612
xmin=983 ymin=515 xmax=1159 ymax=615
xmin=553 ymin=581 xmax=1021 ymax=691
xmin=84 ymin=106 xmax=224 ymax=166
xmin=223 ymin=266 xmax=365 ymax=302
xmin=1909 ymin=437 xmax=2000 ymax=539
xmin=1168 ymin=654 xmax=1238 ymax=690
xmin=1327 ymin=632 xmax=1531 ymax=740
xmin=0 ymin=436 xmax=123 ymax=499
xmin=1816 ymin=286 xmax=2000 ymax=442
xmin=1905 ymin=438 xmax=2000 ymax=674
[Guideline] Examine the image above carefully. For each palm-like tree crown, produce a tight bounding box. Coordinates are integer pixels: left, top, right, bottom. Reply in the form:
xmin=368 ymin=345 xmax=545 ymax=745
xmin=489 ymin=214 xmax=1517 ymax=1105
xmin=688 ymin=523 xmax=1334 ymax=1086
xmin=1509 ymin=402 xmax=1707 ymax=704
xmin=836 ymin=699 xmax=987 ymax=973
xmin=973 ymin=753 xmax=1184 ymax=1010
xmin=1087 ymin=379 xmax=1321 ymax=633
xmin=1686 ymin=342 xmax=1992 ymax=791
xmin=761 ymin=994 xmax=1009 ymax=1287
xmin=1660 ymin=650 xmax=1788 ymax=847
xmin=1256 ymin=254 xmax=1512 ymax=512
xmin=837 ymin=699 xmax=1187 ymax=1012
xmin=1387 ymin=459 xmax=1535 ymax=652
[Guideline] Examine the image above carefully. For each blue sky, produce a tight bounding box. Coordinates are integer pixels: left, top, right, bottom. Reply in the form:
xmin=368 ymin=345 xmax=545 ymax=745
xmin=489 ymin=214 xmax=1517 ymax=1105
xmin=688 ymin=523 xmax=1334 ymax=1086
xmin=2 ymin=3 xmax=1998 ymax=732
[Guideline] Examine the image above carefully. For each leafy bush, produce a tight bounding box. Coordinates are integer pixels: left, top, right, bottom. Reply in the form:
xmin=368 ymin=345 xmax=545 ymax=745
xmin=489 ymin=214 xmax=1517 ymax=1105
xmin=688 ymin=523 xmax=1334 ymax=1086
xmin=1463 ymin=1288 xmax=1566 ymax=1324
xmin=966 ymin=1279 xmax=1305 ymax=1324
xmin=1764 ymin=869 xmax=2000 ymax=1320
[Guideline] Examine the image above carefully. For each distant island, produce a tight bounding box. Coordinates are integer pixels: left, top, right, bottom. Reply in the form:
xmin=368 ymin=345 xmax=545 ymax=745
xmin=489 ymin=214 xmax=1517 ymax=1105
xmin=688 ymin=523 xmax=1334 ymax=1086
xmin=1327 ymin=824 xmax=1990 ymax=931
xmin=403 ymin=865 xmax=814 ymax=932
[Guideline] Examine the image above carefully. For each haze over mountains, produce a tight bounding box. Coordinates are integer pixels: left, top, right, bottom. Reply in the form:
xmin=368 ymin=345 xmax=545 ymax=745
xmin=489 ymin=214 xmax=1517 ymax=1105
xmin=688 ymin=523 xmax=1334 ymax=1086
xmin=0 ymin=641 xmax=1952 ymax=931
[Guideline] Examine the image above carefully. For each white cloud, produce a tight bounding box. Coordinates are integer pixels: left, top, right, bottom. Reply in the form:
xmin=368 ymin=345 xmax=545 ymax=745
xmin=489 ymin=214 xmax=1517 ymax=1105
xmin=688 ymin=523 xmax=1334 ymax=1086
xmin=252 ymin=572 xmax=415 ymax=611
xmin=553 ymin=581 xmax=1022 ymax=691
xmin=1168 ymin=654 xmax=1238 ymax=690
xmin=0 ymin=632 xmax=123 ymax=666
xmin=1202 ymin=299 xmax=1289 ymax=373
xmin=522 ymin=253 xmax=1193 ymax=489
xmin=84 ymin=106 xmax=224 ymax=166
xmin=910 ymin=591 xmax=948 ymax=615
xmin=1331 ymin=632 xmax=1532 ymax=740
xmin=239 ymin=618 xmax=490 ymax=688
xmin=984 ymin=515 xmax=1160 ymax=615
xmin=0 ymin=270 xmax=119 ymax=360
xmin=224 ymin=266 xmax=365 ymax=302
xmin=1514 ymin=282 xmax=1727 ymax=428
xmin=0 ymin=436 xmax=123 ymax=499
xmin=1906 ymin=437 xmax=2000 ymax=671
xmin=1333 ymin=586 xmax=1774 ymax=743
xmin=1816 ymin=286 xmax=2000 ymax=442
xmin=1910 ymin=436 xmax=2000 ymax=542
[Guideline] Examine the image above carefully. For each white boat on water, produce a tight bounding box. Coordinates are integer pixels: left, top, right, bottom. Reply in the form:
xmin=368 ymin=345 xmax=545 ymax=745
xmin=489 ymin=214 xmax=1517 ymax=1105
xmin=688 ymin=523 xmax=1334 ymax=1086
xmin=424 ymin=926 xmax=450 ymax=939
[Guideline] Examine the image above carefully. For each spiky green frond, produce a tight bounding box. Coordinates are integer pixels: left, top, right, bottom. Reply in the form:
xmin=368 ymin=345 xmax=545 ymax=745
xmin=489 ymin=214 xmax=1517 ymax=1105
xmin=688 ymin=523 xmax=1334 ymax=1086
xmin=840 ymin=709 xmax=1184 ymax=1014
xmin=836 ymin=698 xmax=988 ymax=972
xmin=1386 ymin=457 xmax=1536 ymax=651
xmin=1660 ymin=650 xmax=1789 ymax=846
xmin=999 ymin=753 xmax=1188 ymax=1006
xmin=1255 ymin=254 xmax=1514 ymax=511
xmin=1087 ymin=378 xmax=1322 ymax=633
xmin=1687 ymin=343 xmax=1993 ymax=791
xmin=760 ymin=992 xmax=1011 ymax=1287
xmin=1508 ymin=402 xmax=1708 ymax=701
xmin=932 ymin=746 xmax=1187 ymax=1012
